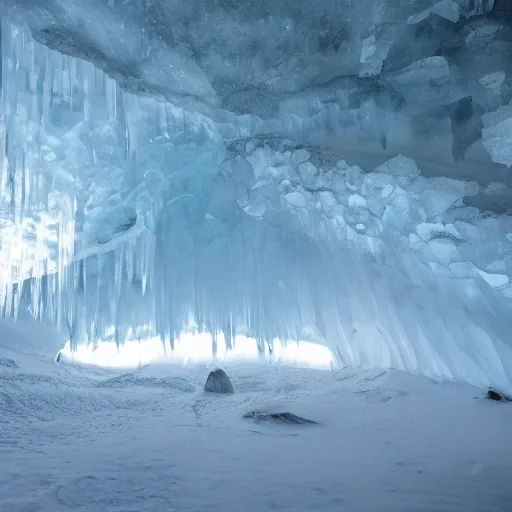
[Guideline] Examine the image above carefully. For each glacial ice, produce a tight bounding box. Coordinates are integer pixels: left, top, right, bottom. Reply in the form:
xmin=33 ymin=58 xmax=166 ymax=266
xmin=0 ymin=2 xmax=512 ymax=392
xmin=482 ymin=101 xmax=512 ymax=167
xmin=407 ymin=0 xmax=461 ymax=24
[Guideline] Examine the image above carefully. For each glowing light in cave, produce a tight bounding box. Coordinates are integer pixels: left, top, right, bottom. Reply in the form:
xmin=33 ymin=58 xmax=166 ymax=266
xmin=59 ymin=332 xmax=334 ymax=370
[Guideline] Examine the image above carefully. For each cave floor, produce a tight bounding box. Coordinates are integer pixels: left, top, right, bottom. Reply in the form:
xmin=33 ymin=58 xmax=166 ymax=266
xmin=1 ymin=346 xmax=511 ymax=512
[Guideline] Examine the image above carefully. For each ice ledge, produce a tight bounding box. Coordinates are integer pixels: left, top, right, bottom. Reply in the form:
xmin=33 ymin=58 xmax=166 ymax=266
xmin=232 ymin=138 xmax=512 ymax=304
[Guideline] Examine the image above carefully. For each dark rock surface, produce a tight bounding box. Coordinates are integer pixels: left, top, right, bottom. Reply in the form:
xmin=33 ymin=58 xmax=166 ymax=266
xmin=204 ymin=368 xmax=234 ymax=394
xmin=243 ymin=410 xmax=318 ymax=424
xmin=486 ymin=389 xmax=511 ymax=402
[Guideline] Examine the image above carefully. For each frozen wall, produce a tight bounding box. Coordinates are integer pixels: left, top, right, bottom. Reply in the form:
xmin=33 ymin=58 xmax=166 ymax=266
xmin=0 ymin=14 xmax=512 ymax=391
xmin=2 ymin=0 xmax=511 ymax=178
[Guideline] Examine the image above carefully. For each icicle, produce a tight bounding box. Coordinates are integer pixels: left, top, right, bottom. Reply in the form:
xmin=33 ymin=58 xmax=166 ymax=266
xmin=104 ymin=77 xmax=115 ymax=121
xmin=122 ymin=90 xmax=139 ymax=185
xmin=212 ymin=329 xmax=218 ymax=357
xmin=126 ymin=243 xmax=134 ymax=284
xmin=114 ymin=245 xmax=123 ymax=301
xmin=224 ymin=315 xmax=233 ymax=351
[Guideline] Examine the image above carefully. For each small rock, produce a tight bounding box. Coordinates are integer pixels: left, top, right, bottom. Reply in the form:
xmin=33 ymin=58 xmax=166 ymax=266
xmin=243 ymin=411 xmax=318 ymax=424
xmin=486 ymin=389 xmax=511 ymax=402
xmin=204 ymin=368 xmax=234 ymax=394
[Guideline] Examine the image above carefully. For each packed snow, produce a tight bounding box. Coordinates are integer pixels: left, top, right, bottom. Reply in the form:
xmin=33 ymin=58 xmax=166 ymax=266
xmin=1 ymin=321 xmax=512 ymax=512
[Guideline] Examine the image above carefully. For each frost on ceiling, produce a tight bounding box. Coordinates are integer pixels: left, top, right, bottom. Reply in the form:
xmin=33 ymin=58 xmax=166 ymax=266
xmin=1 ymin=0 xmax=511 ymax=170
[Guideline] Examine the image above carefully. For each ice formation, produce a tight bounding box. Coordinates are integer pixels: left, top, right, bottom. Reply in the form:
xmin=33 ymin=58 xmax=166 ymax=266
xmin=0 ymin=1 xmax=512 ymax=391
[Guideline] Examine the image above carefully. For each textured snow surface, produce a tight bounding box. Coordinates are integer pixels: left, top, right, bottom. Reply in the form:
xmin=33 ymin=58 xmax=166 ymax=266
xmin=1 ymin=336 xmax=512 ymax=512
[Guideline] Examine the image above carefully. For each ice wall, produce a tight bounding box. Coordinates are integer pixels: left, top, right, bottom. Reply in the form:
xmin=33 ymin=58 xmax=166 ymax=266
xmin=1 ymin=20 xmax=512 ymax=391
xmin=2 ymin=0 xmax=511 ymax=179
xmin=0 ymin=20 xmax=225 ymax=324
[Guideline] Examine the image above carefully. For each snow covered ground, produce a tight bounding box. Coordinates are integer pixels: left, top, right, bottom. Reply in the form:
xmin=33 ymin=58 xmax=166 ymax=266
xmin=1 ymin=331 xmax=512 ymax=512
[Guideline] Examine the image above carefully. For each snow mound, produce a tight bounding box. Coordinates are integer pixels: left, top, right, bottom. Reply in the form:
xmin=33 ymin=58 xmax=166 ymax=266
xmin=0 ymin=358 xmax=18 ymax=369
xmin=98 ymin=373 xmax=195 ymax=392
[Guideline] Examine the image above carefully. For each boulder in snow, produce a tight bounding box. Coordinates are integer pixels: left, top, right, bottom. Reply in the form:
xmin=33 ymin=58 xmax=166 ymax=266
xmin=486 ymin=390 xmax=511 ymax=402
xmin=204 ymin=368 xmax=234 ymax=394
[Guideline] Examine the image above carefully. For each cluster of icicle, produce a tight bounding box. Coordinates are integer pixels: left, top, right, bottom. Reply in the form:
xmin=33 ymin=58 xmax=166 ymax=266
xmin=1 ymin=21 xmax=512 ymax=393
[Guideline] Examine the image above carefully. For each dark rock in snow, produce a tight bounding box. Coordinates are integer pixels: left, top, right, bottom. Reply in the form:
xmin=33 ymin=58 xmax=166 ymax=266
xmin=486 ymin=389 xmax=511 ymax=402
xmin=55 ymin=351 xmax=62 ymax=363
xmin=243 ymin=411 xmax=318 ymax=425
xmin=0 ymin=357 xmax=18 ymax=369
xmin=204 ymin=368 xmax=234 ymax=394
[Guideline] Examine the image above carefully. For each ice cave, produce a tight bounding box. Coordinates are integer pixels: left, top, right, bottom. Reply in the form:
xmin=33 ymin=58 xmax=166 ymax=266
xmin=1 ymin=1 xmax=512 ymax=511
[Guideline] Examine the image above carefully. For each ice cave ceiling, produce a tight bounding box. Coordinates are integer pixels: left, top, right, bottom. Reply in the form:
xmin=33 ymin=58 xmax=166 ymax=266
xmin=3 ymin=0 xmax=512 ymax=179
xmin=0 ymin=0 xmax=512 ymax=389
